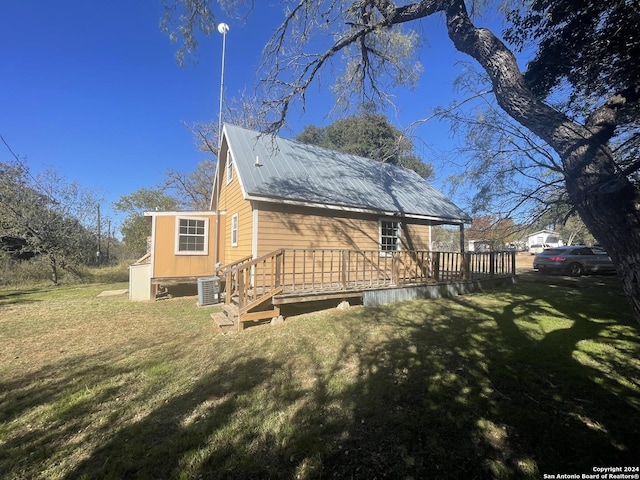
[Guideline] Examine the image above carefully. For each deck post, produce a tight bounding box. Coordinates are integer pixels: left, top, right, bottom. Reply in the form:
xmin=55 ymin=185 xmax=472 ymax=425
xmin=489 ymin=251 xmax=496 ymax=277
xmin=275 ymin=251 xmax=282 ymax=287
xmin=341 ymin=250 xmax=348 ymax=289
xmin=225 ymin=268 xmax=232 ymax=305
xmin=392 ymin=252 xmax=400 ymax=285
xmin=433 ymin=252 xmax=440 ymax=281
xmin=238 ymin=269 xmax=245 ymax=310
xmin=460 ymin=252 xmax=467 ymax=281
xmin=458 ymin=224 xmax=466 ymax=280
xmin=511 ymin=250 xmax=516 ymax=275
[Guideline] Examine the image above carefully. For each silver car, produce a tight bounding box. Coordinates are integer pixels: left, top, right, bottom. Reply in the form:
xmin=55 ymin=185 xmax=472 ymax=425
xmin=533 ymin=246 xmax=616 ymax=276
xmin=529 ymin=243 xmax=551 ymax=255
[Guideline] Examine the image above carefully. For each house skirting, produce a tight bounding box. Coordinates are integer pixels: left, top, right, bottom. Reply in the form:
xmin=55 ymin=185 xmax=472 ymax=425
xmin=362 ymin=275 xmax=517 ymax=307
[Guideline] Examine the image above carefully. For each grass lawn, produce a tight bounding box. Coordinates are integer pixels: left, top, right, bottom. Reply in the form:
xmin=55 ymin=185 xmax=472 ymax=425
xmin=1 ymin=278 xmax=639 ymax=479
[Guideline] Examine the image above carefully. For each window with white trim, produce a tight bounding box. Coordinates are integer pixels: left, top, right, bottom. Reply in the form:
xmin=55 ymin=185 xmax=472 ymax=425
xmin=231 ymin=213 xmax=239 ymax=247
xmin=380 ymin=219 xmax=400 ymax=252
xmin=176 ymin=217 xmax=208 ymax=254
xmin=226 ymin=150 xmax=233 ymax=184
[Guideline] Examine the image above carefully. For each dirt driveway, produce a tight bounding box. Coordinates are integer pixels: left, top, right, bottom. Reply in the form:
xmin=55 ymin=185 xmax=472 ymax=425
xmin=514 ymin=253 xmax=622 ymax=289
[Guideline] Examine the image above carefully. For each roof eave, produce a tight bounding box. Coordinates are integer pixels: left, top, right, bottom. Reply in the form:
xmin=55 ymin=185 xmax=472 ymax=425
xmin=143 ymin=211 xmax=221 ymax=217
xmin=246 ymin=194 xmax=469 ymax=225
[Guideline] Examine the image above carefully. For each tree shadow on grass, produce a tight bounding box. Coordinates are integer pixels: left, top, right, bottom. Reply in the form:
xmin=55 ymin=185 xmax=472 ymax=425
xmin=75 ymin=286 xmax=640 ymax=478
xmin=3 ymin=282 xmax=638 ymax=479
xmin=63 ymin=357 xmax=294 ymax=479
xmin=0 ymin=288 xmax=44 ymax=307
xmin=471 ymin=283 xmax=640 ymax=474
xmin=324 ymin=283 xmax=640 ymax=478
xmin=0 ymin=352 xmax=140 ymax=477
xmin=294 ymin=283 xmax=640 ymax=479
xmin=0 ymin=353 xmax=294 ymax=479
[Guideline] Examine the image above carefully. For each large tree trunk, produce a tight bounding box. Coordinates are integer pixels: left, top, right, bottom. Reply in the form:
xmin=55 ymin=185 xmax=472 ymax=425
xmin=442 ymin=0 xmax=640 ymax=323
xmin=564 ymin=146 xmax=640 ymax=322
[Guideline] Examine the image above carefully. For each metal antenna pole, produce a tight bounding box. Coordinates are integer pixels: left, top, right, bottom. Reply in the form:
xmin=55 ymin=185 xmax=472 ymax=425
xmin=217 ymin=23 xmax=229 ymax=153
xmin=213 ymin=23 xmax=229 ymax=268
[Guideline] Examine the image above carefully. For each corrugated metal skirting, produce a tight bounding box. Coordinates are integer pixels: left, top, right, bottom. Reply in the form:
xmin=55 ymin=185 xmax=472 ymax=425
xmin=362 ymin=277 xmax=516 ymax=307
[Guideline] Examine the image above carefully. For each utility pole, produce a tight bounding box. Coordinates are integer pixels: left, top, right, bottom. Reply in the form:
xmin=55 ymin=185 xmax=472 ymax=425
xmin=106 ymin=219 xmax=111 ymax=265
xmin=96 ymin=205 xmax=101 ymax=267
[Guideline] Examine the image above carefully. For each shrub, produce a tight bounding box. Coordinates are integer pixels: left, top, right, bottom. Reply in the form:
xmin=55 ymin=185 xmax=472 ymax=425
xmin=0 ymin=254 xmax=129 ymax=286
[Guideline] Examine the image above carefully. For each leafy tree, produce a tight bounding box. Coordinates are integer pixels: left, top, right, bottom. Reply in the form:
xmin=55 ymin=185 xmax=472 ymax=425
xmin=466 ymin=215 xmax=516 ymax=250
xmin=532 ymin=204 xmax=596 ymax=247
xmin=296 ymin=114 xmax=434 ymax=178
xmin=430 ymin=225 xmax=459 ymax=251
xmin=438 ymin=67 xmax=624 ymax=250
xmin=437 ymin=72 xmax=565 ymax=223
xmin=556 ymin=215 xmax=595 ymax=247
xmin=162 ymin=1 xmax=640 ymax=324
xmin=113 ymin=188 xmax=179 ymax=258
xmin=0 ymin=162 xmax=99 ymax=284
xmin=504 ymin=0 xmax=640 ymax=118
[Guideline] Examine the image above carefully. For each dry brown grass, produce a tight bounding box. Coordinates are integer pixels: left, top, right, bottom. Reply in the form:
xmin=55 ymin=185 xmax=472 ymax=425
xmin=1 ymin=280 xmax=639 ymax=479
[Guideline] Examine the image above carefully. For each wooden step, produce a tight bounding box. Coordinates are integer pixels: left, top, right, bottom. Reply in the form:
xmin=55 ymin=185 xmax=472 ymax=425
xmin=211 ymin=312 xmax=234 ymax=328
xmin=222 ymin=304 xmax=240 ymax=319
xmin=217 ymin=304 xmax=281 ymax=331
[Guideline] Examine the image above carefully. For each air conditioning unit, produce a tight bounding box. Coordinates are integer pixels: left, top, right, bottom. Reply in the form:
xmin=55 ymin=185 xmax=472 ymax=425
xmin=197 ymin=276 xmax=220 ymax=306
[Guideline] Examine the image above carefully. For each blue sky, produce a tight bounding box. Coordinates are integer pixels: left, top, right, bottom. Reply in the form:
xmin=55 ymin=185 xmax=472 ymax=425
xmin=1 ymin=1 xmax=507 ymax=231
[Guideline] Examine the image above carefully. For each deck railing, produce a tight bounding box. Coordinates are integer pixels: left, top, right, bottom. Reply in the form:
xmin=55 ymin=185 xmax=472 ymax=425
xmin=281 ymin=249 xmax=436 ymax=292
xmin=218 ymin=249 xmax=516 ymax=309
xmin=467 ymin=250 xmax=516 ymax=279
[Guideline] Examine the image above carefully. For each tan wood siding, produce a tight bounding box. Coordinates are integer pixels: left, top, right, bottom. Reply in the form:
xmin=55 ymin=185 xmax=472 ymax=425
xmin=255 ymin=203 xmax=435 ymax=256
xmin=152 ymin=214 xmax=221 ymax=278
xmin=403 ymin=223 xmax=432 ymax=250
xmin=214 ymin=212 xmax=227 ymax=266
xmin=256 ymin=203 xmax=380 ymax=256
xmin=218 ymin=147 xmax=253 ymax=264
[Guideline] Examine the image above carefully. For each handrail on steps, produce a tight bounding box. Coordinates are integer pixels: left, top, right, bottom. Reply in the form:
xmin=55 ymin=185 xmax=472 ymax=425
xmin=215 ymin=254 xmax=252 ymax=304
xmin=219 ymin=249 xmax=285 ymax=310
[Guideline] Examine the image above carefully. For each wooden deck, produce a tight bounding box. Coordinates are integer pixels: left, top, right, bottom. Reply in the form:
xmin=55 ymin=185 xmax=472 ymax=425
xmin=215 ymin=248 xmax=516 ymax=330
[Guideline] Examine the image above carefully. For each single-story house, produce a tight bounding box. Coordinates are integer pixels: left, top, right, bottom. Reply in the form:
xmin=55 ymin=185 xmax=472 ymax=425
xmin=212 ymin=123 xmax=472 ymax=266
xmin=132 ymin=123 xmax=516 ymax=329
xmin=526 ymin=229 xmax=563 ymax=251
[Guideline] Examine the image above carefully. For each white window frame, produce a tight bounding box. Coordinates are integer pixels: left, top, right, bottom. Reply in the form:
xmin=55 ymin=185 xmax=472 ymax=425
xmin=231 ymin=213 xmax=239 ymax=247
xmin=379 ymin=219 xmax=401 ymax=254
xmin=175 ymin=217 xmax=209 ymax=255
xmin=226 ymin=150 xmax=233 ymax=184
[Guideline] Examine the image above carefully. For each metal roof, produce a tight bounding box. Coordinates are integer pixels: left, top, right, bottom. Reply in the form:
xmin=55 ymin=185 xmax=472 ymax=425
xmin=223 ymin=123 xmax=470 ymax=223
